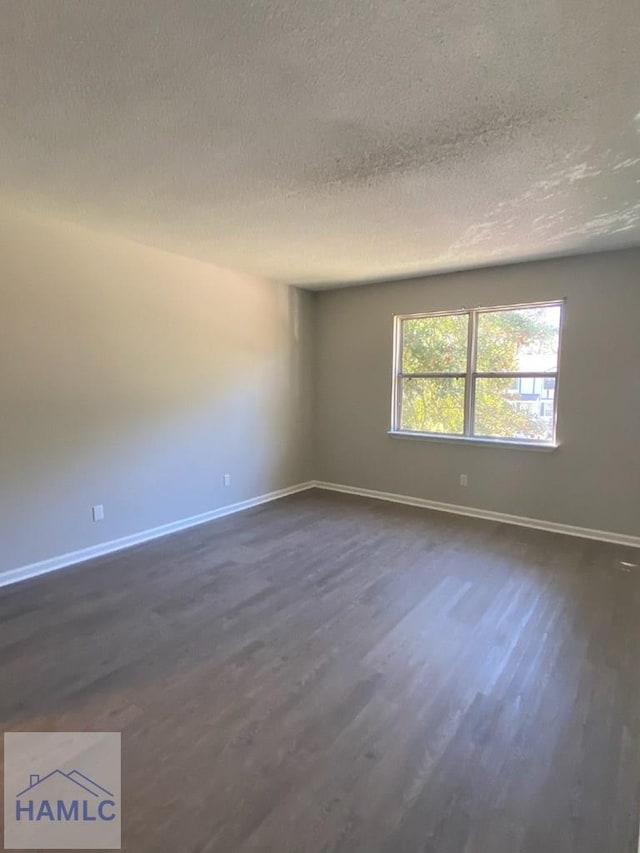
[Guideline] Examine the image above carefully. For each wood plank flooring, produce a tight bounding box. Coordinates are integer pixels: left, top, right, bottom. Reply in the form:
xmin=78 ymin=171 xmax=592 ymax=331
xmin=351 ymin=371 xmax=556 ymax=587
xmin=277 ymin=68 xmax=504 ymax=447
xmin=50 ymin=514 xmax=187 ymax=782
xmin=1 ymin=489 xmax=639 ymax=852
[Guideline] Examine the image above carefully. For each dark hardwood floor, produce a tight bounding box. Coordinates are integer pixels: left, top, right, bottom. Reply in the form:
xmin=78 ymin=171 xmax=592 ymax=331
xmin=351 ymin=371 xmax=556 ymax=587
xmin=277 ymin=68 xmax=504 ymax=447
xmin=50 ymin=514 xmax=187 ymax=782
xmin=1 ymin=489 xmax=639 ymax=852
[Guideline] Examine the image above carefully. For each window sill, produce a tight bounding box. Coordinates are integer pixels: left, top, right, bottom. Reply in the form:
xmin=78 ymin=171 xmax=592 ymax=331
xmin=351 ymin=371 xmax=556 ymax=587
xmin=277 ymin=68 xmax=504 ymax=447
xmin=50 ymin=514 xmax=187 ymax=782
xmin=387 ymin=430 xmax=559 ymax=451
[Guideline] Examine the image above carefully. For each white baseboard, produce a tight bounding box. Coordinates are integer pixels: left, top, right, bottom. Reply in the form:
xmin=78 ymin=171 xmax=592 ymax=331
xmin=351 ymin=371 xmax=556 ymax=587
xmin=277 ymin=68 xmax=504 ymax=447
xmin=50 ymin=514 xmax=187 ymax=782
xmin=3 ymin=478 xmax=636 ymax=590
xmin=0 ymin=482 xmax=315 ymax=589
xmin=312 ymin=481 xmax=640 ymax=549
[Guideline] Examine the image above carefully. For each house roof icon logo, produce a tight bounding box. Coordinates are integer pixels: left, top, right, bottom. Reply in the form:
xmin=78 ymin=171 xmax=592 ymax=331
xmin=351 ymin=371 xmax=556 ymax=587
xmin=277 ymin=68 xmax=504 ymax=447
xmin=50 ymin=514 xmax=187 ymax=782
xmin=4 ymin=731 xmax=121 ymax=849
xmin=16 ymin=769 xmax=114 ymax=799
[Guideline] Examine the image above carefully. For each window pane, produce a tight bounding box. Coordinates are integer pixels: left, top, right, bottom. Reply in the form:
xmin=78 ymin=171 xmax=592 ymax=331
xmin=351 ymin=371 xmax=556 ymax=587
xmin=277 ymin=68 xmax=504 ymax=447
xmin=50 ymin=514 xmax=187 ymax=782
xmin=400 ymin=377 xmax=465 ymax=434
xmin=476 ymin=305 xmax=561 ymax=373
xmin=473 ymin=376 xmax=556 ymax=442
xmin=402 ymin=314 xmax=468 ymax=373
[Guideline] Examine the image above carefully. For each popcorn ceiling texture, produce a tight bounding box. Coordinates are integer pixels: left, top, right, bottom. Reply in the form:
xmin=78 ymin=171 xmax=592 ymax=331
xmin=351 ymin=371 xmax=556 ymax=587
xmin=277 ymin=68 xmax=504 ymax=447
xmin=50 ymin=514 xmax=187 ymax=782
xmin=1 ymin=0 xmax=639 ymax=286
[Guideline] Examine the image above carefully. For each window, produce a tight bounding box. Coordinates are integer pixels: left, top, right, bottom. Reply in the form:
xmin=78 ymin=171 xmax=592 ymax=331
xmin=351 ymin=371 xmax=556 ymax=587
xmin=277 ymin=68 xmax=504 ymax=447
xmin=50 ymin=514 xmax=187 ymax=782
xmin=392 ymin=301 xmax=563 ymax=446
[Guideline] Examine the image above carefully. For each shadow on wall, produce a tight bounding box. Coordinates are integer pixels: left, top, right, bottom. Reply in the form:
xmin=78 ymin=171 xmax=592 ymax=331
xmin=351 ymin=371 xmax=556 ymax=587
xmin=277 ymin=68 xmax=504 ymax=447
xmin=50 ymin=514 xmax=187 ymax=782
xmin=0 ymin=204 xmax=311 ymax=574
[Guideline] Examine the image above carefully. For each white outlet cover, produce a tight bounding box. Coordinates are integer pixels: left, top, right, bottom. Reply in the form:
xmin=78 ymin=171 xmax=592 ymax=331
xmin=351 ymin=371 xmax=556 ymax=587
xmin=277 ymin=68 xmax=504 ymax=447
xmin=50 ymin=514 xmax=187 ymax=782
xmin=92 ymin=504 xmax=104 ymax=522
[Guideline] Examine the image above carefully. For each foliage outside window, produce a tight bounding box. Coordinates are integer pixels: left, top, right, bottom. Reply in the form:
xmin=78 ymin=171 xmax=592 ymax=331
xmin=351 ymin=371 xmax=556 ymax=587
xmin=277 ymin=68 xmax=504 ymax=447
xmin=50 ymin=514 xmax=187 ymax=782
xmin=392 ymin=301 xmax=563 ymax=445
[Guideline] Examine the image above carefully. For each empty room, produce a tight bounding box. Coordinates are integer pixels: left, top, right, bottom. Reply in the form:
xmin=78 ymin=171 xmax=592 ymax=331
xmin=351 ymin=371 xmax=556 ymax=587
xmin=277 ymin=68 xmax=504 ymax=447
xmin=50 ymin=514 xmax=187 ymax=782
xmin=1 ymin=2 xmax=639 ymax=852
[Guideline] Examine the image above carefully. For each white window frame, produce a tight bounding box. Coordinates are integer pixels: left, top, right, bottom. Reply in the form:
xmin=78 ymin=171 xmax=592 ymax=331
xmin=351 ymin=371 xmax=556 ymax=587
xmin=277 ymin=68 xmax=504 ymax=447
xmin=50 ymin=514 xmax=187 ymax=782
xmin=390 ymin=300 xmax=564 ymax=449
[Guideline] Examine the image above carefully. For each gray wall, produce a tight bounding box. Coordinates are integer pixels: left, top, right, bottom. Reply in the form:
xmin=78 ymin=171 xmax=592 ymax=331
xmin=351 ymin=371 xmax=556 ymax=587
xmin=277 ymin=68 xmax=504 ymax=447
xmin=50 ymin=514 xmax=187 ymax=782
xmin=314 ymin=249 xmax=640 ymax=537
xmin=2 ymin=207 xmax=638 ymax=582
xmin=0 ymin=206 xmax=313 ymax=576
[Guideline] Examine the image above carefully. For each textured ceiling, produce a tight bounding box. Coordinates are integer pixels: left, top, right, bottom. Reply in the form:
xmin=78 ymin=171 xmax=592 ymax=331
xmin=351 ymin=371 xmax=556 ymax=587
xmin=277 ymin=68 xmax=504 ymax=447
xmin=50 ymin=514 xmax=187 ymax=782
xmin=1 ymin=0 xmax=639 ymax=287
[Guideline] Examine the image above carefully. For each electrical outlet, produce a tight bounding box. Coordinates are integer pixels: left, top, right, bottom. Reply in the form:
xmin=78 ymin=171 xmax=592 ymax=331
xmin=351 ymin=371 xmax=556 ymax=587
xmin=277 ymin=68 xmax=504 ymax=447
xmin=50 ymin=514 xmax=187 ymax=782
xmin=92 ymin=504 xmax=104 ymax=522
xmin=459 ymin=474 xmax=468 ymax=487
xmin=223 ymin=474 xmax=231 ymax=487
